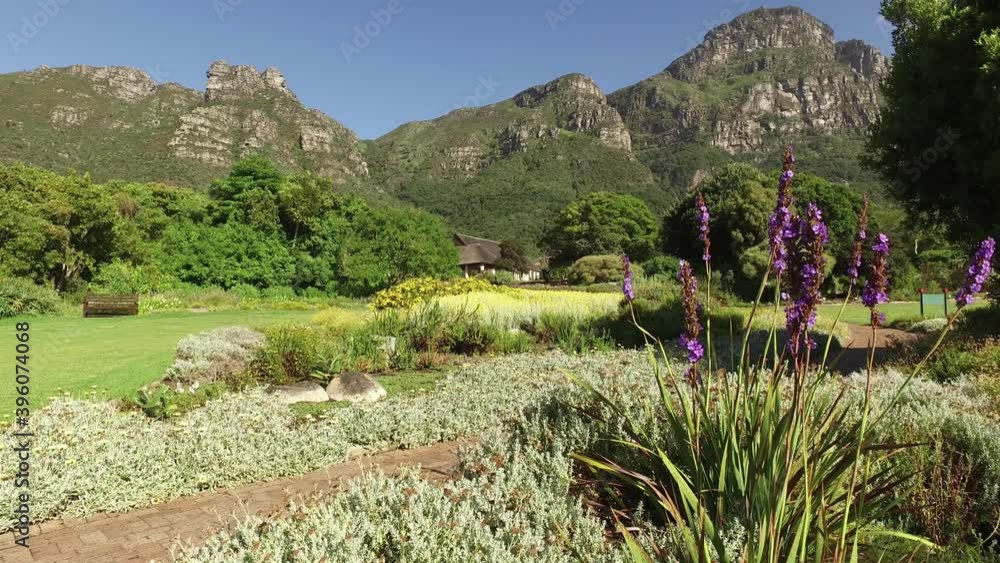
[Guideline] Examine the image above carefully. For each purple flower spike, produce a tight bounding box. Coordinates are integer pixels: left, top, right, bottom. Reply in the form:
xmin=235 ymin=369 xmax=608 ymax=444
xmin=847 ymin=196 xmax=870 ymax=286
xmin=785 ymin=203 xmax=828 ymax=358
xmin=955 ymin=237 xmax=996 ymax=308
xmin=677 ymin=260 xmax=703 ymax=384
xmin=769 ymin=146 xmax=797 ymax=276
xmin=696 ymin=193 xmax=711 ymax=263
xmin=622 ymin=255 xmax=635 ymax=302
xmin=862 ymin=233 xmax=891 ymax=327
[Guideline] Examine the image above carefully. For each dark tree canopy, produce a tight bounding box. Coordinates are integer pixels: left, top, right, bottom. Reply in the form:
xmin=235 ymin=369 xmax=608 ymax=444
xmin=664 ymin=164 xmax=771 ymax=285
xmin=869 ymin=0 xmax=1000 ymax=243
xmin=543 ymin=192 xmax=659 ymax=265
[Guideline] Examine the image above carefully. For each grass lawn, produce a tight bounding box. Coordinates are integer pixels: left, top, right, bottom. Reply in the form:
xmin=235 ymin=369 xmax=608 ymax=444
xmin=0 ymin=309 xmax=316 ymax=419
xmin=817 ymin=299 xmax=984 ymax=326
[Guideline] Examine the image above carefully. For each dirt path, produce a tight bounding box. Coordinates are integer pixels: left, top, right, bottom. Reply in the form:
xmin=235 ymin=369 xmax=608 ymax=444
xmin=832 ymin=325 xmax=917 ymax=375
xmin=0 ymin=441 xmax=468 ymax=563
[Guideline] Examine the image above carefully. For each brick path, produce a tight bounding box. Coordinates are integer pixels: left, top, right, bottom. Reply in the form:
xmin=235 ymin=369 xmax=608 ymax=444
xmin=0 ymin=441 xmax=466 ymax=562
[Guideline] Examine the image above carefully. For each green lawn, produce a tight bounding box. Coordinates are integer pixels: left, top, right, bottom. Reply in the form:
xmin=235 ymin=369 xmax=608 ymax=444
xmin=817 ymin=299 xmax=982 ymax=326
xmin=1 ymin=310 xmax=315 ymax=418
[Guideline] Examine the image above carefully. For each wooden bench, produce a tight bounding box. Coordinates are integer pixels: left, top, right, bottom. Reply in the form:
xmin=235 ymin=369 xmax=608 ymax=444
xmin=83 ymin=293 xmax=139 ymax=317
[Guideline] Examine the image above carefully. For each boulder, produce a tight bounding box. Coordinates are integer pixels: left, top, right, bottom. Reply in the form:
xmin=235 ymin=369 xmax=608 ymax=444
xmin=326 ymin=372 xmax=387 ymax=403
xmin=270 ymin=381 xmax=329 ymax=404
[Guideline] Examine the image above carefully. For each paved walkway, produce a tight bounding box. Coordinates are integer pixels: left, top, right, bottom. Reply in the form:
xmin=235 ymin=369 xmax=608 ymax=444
xmin=0 ymin=441 xmax=466 ymax=563
xmin=832 ymin=325 xmax=917 ymax=375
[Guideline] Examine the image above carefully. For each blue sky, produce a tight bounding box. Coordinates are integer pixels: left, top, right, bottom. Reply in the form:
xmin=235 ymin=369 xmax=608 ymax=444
xmin=0 ymin=0 xmax=891 ymax=139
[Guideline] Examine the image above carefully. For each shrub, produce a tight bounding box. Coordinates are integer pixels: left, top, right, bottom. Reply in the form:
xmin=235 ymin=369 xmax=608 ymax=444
xmin=123 ymin=382 xmax=227 ymax=420
xmin=298 ymin=287 xmax=330 ymax=300
xmin=641 ymin=255 xmax=682 ymax=279
xmin=533 ymin=312 xmax=613 ymax=354
xmin=252 ymin=324 xmax=323 ymax=383
xmin=445 ymin=318 xmax=502 ymax=355
xmin=961 ymin=305 xmax=1000 ymax=338
xmin=435 ymin=289 xmax=621 ymax=330
xmin=370 ymin=276 xmax=505 ymax=311
xmin=911 ymin=317 xmax=949 ymax=334
xmin=228 ymin=283 xmax=260 ymax=299
xmin=488 ymin=270 xmax=517 ymax=286
xmin=89 ymin=261 xmax=176 ymax=294
xmin=163 ymin=326 xmax=265 ymax=385
xmin=0 ymin=277 xmax=61 ymax=318
xmin=310 ymin=307 xmax=369 ymax=335
xmin=567 ymin=254 xmax=643 ymax=286
xmin=138 ymin=294 xmax=185 ymax=314
xmin=495 ymin=330 xmax=535 ymax=354
xmin=261 ymin=286 xmax=297 ymax=301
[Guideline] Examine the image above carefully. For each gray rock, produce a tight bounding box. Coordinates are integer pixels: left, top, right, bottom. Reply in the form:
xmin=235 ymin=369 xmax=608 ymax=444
xmin=270 ymin=381 xmax=329 ymax=404
xmin=326 ymin=372 xmax=387 ymax=403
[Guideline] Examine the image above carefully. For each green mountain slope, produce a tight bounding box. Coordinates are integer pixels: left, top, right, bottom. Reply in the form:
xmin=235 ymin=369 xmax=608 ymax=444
xmin=368 ymin=74 xmax=662 ymax=250
xmin=0 ymin=63 xmax=369 ymax=188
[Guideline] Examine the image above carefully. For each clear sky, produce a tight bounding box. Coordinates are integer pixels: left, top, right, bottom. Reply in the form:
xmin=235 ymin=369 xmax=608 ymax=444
xmin=0 ymin=0 xmax=891 ymax=139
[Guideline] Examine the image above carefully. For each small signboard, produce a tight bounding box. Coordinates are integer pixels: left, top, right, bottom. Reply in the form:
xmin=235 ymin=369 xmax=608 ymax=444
xmin=919 ymin=289 xmax=950 ymax=318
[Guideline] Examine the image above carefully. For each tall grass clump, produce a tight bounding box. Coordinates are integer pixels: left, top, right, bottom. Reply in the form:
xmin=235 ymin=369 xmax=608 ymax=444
xmin=435 ymin=289 xmax=620 ymax=329
xmin=570 ymin=146 xmax=996 ymax=561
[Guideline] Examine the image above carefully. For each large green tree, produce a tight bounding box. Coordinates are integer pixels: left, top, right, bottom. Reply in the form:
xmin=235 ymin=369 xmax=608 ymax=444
xmin=869 ymin=0 xmax=1000 ymax=242
xmin=543 ymin=192 xmax=659 ymax=265
xmin=0 ymin=165 xmax=123 ymax=291
xmin=664 ymin=164 xmax=772 ymax=289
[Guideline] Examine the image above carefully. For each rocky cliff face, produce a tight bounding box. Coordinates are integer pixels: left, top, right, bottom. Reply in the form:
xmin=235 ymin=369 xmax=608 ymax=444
xmin=0 ymin=61 xmax=368 ymax=186
xmin=609 ymin=6 xmax=888 ymax=154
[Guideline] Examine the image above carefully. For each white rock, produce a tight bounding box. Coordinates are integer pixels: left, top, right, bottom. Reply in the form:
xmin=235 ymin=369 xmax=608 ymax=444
xmin=326 ymin=372 xmax=386 ymax=403
xmin=270 ymin=381 xmax=329 ymax=404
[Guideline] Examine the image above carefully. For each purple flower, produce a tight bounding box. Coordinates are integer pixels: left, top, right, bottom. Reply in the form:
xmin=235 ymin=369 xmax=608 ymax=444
xmin=785 ymin=203 xmax=828 ymax=357
xmin=679 ymin=334 xmax=705 ymax=364
xmin=862 ymin=233 xmax=891 ymax=327
xmin=769 ymin=146 xmax=797 ymax=276
xmin=677 ymin=260 xmax=703 ymax=382
xmin=955 ymin=237 xmax=996 ymax=308
xmin=696 ymin=193 xmax=711 ymax=263
xmin=622 ymin=255 xmax=635 ymax=302
xmin=847 ymin=196 xmax=870 ymax=286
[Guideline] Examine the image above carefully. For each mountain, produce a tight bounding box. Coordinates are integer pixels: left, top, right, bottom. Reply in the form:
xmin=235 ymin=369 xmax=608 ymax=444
xmin=0 ymin=62 xmax=369 ymax=187
xmin=0 ymin=6 xmax=890 ymax=251
xmin=367 ymin=73 xmax=662 ymax=251
xmin=608 ymin=5 xmax=888 ymax=193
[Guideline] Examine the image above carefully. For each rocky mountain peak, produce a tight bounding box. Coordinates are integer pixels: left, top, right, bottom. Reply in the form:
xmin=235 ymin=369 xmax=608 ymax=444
xmin=836 ymin=39 xmax=890 ymax=80
xmin=666 ymin=6 xmax=836 ymax=81
xmin=64 ymin=64 xmax=158 ymax=103
xmin=205 ymin=61 xmax=295 ymax=103
xmin=513 ymin=73 xmax=605 ymax=108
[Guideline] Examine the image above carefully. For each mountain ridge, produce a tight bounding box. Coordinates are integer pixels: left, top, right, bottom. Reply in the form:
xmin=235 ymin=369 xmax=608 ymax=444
xmin=0 ymin=5 xmax=889 ymax=248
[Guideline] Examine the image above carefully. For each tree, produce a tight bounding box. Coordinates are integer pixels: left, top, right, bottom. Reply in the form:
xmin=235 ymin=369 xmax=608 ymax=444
xmin=794 ymin=174 xmax=866 ymax=271
xmin=0 ymin=165 xmax=121 ymax=291
xmin=543 ymin=192 xmax=659 ymax=265
xmin=210 ymin=156 xmax=285 ymax=230
xmin=663 ymin=164 xmax=772 ymax=292
xmin=869 ymin=0 xmax=1000 ymax=243
xmin=495 ymin=240 xmax=531 ymax=273
xmin=338 ymin=206 xmax=459 ymax=296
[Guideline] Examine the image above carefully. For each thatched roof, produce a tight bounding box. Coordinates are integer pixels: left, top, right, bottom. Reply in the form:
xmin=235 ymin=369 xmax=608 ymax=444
xmin=454 ymin=233 xmax=501 ymax=266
